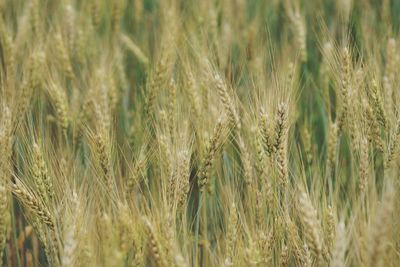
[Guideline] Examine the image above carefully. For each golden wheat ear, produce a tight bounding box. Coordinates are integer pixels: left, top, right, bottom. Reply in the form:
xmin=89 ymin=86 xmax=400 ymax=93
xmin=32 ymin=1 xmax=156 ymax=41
xmin=198 ymin=116 xmax=229 ymax=193
xmin=297 ymin=190 xmax=324 ymax=264
xmin=10 ymin=178 xmax=55 ymax=231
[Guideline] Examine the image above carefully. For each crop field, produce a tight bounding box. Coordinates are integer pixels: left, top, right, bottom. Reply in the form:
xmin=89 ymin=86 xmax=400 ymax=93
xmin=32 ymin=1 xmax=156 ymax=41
xmin=0 ymin=0 xmax=400 ymax=266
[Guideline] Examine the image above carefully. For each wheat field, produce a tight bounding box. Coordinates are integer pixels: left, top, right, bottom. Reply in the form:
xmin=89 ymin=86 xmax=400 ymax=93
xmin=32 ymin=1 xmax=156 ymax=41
xmin=0 ymin=0 xmax=400 ymax=266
